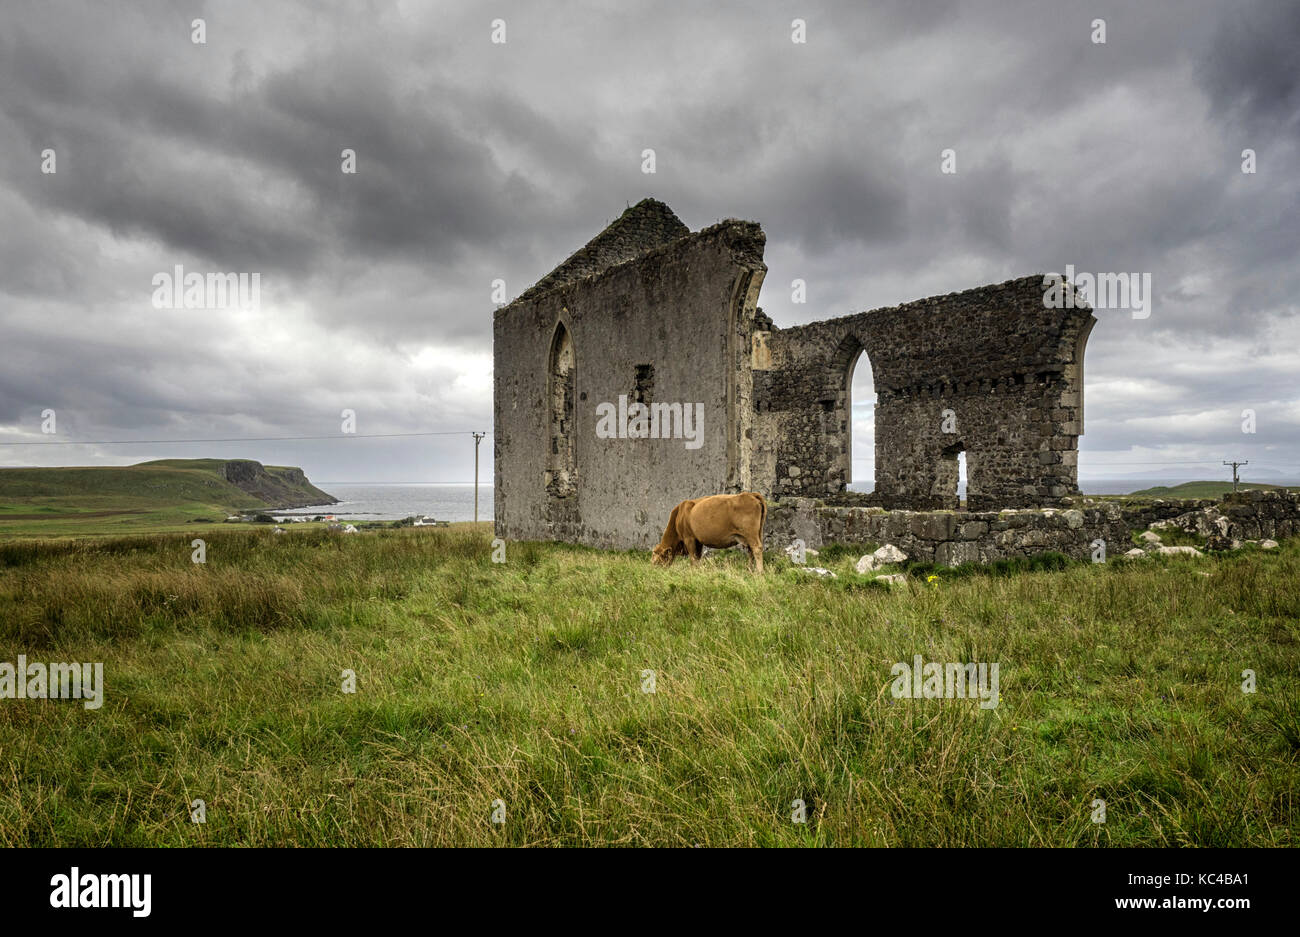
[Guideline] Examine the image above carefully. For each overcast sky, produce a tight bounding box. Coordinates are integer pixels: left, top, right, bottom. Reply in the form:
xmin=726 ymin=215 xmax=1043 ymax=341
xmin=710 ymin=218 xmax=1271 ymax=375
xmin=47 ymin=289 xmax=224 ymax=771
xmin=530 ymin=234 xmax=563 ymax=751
xmin=1 ymin=0 xmax=1296 ymax=486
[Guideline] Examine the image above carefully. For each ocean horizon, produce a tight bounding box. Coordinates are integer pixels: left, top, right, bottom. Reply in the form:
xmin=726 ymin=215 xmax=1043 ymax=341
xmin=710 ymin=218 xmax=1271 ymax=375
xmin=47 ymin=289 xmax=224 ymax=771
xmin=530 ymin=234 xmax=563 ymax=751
xmin=282 ymin=483 xmax=494 ymax=523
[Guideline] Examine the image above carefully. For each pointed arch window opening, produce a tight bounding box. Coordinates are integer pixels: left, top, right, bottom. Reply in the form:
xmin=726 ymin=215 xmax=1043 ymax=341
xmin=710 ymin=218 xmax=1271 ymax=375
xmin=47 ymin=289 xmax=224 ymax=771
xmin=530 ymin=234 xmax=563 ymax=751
xmin=546 ymin=322 xmax=577 ymax=498
xmin=846 ymin=346 xmax=877 ymax=493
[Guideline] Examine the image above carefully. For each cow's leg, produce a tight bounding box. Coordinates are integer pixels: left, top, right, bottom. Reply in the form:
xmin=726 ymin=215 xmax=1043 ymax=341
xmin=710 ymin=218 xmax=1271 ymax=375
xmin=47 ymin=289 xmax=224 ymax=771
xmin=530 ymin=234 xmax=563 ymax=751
xmin=746 ymin=534 xmax=764 ymax=573
xmin=684 ymin=535 xmax=701 ymax=565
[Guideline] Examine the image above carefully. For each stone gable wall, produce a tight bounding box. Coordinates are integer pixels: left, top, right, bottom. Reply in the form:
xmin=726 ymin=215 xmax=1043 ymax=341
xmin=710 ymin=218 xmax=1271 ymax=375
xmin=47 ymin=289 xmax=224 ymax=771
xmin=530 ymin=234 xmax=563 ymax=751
xmin=494 ymin=219 xmax=766 ymax=549
xmin=513 ymin=200 xmax=690 ymax=308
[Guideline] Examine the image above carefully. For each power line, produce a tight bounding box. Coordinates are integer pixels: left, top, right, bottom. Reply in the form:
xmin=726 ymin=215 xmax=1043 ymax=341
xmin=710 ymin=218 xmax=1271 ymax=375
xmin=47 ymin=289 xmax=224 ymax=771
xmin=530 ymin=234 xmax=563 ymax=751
xmin=0 ymin=430 xmax=491 ymax=447
xmin=854 ymin=459 xmax=1292 ymax=468
xmin=1066 ymin=459 xmax=1286 ymax=467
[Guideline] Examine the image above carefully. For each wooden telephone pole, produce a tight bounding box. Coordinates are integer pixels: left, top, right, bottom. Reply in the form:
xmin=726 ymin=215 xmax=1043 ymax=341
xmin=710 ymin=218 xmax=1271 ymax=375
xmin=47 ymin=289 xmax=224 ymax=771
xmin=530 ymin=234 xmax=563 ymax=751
xmin=473 ymin=432 xmax=486 ymax=523
xmin=1223 ymin=460 xmax=1248 ymax=494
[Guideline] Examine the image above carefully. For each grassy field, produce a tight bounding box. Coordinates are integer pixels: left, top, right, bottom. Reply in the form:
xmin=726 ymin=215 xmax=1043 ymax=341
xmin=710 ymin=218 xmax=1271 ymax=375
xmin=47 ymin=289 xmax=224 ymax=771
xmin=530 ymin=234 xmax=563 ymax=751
xmin=0 ymin=524 xmax=1296 ymax=847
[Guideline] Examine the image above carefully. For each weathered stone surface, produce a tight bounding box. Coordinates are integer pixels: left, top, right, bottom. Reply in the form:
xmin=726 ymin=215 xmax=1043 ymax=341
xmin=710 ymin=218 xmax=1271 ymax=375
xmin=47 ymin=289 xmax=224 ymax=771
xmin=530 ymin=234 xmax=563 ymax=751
xmin=1157 ymin=545 xmax=1203 ymax=557
xmin=1261 ymin=539 xmax=1279 ymax=549
xmin=911 ymin=513 xmax=955 ymax=541
xmin=996 ymin=511 xmax=1031 ymax=530
xmin=874 ymin=543 xmax=908 ymax=565
xmin=753 ymin=276 xmax=1096 ymax=511
xmin=1140 ymin=531 xmax=1162 ymax=543
xmin=936 ymin=540 xmax=981 ymax=566
xmin=855 ymin=543 xmax=908 ymax=573
xmin=513 ymin=199 xmax=690 ymax=306
xmin=765 ymin=493 xmax=1298 ymax=566
xmin=875 ymin=573 xmax=907 ymax=585
xmin=495 ymin=200 xmax=766 ymax=548
xmin=1133 ymin=493 xmax=1299 ymax=547
xmin=783 ymin=542 xmax=818 ymax=560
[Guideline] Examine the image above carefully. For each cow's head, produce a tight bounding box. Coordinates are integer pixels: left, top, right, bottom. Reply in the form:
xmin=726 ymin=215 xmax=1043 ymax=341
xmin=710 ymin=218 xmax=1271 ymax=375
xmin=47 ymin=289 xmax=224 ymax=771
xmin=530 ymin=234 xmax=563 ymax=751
xmin=651 ymin=541 xmax=687 ymax=566
xmin=653 ymin=501 xmax=689 ymax=567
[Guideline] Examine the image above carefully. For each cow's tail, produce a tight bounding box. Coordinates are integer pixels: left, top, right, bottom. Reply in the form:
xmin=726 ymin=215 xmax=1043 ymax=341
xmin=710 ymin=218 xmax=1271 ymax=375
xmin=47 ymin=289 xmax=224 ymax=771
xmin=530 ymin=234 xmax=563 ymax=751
xmin=754 ymin=491 xmax=766 ymax=532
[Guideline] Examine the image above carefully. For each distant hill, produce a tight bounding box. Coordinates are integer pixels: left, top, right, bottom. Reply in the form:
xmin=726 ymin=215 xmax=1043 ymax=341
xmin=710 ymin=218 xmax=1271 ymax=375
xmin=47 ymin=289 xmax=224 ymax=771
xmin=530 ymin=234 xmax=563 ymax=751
xmin=1125 ymin=480 xmax=1298 ymax=499
xmin=136 ymin=459 xmax=337 ymax=507
xmin=0 ymin=459 xmax=336 ymax=538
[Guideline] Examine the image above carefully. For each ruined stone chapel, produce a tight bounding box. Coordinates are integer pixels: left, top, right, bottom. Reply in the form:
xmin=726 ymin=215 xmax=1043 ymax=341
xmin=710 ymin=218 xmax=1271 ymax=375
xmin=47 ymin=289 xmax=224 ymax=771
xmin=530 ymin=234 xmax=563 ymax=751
xmin=494 ymin=199 xmax=1097 ymax=550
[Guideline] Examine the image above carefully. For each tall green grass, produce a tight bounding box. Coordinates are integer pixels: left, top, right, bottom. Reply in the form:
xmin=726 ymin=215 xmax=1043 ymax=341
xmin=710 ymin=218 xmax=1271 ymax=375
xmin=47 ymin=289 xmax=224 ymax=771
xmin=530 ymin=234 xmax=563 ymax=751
xmin=0 ymin=525 xmax=1296 ymax=846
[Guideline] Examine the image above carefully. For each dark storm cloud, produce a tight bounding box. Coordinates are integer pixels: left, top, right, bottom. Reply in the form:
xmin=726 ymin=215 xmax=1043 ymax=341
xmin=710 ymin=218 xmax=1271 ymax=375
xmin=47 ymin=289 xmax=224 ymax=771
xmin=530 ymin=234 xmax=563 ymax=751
xmin=0 ymin=29 xmax=540 ymax=278
xmin=0 ymin=0 xmax=1296 ymax=483
xmin=1195 ymin=3 xmax=1300 ymax=136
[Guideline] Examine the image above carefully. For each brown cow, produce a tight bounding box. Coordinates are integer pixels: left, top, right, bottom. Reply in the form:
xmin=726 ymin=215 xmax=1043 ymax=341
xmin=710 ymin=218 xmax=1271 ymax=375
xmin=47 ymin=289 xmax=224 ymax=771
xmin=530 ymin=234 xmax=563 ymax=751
xmin=652 ymin=492 xmax=766 ymax=573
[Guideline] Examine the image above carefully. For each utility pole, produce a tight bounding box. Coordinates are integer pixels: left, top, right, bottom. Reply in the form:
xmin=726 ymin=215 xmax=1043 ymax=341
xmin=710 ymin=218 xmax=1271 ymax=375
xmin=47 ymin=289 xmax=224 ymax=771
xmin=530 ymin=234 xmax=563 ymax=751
xmin=473 ymin=432 xmax=486 ymax=523
xmin=1223 ymin=460 xmax=1248 ymax=494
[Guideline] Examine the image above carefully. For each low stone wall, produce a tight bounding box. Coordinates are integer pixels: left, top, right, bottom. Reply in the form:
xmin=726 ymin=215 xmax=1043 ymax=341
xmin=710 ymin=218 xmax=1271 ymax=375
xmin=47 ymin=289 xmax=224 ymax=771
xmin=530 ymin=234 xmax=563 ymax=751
xmin=1159 ymin=489 xmax=1300 ymax=542
xmin=763 ymin=491 xmax=1300 ymax=565
xmin=764 ymin=499 xmax=1127 ymax=564
xmin=1111 ymin=498 xmax=1217 ymax=530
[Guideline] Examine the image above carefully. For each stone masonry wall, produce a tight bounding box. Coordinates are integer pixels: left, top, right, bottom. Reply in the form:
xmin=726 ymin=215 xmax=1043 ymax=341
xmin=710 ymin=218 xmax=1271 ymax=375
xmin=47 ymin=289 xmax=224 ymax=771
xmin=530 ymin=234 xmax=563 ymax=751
xmin=1161 ymin=489 xmax=1300 ymax=542
xmin=494 ymin=215 xmax=766 ymax=549
xmin=753 ymin=276 xmax=1097 ymax=511
xmin=512 ymin=200 xmax=690 ymax=307
xmin=764 ymin=498 xmax=1129 ymax=564
xmin=763 ymin=491 xmax=1300 ymax=565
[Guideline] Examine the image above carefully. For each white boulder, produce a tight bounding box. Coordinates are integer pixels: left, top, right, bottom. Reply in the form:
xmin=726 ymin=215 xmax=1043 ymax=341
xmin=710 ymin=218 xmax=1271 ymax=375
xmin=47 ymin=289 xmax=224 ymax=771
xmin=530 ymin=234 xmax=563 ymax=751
xmin=1157 ymin=545 xmax=1203 ymax=557
xmin=855 ymin=543 xmax=908 ymax=574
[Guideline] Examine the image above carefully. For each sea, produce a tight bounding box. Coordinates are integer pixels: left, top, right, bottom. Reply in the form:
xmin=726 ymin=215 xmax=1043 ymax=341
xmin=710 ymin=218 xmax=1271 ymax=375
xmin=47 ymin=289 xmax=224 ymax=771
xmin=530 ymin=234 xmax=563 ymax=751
xmin=278 ymin=477 xmax=1297 ymax=524
xmin=277 ymin=484 xmax=493 ymax=523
